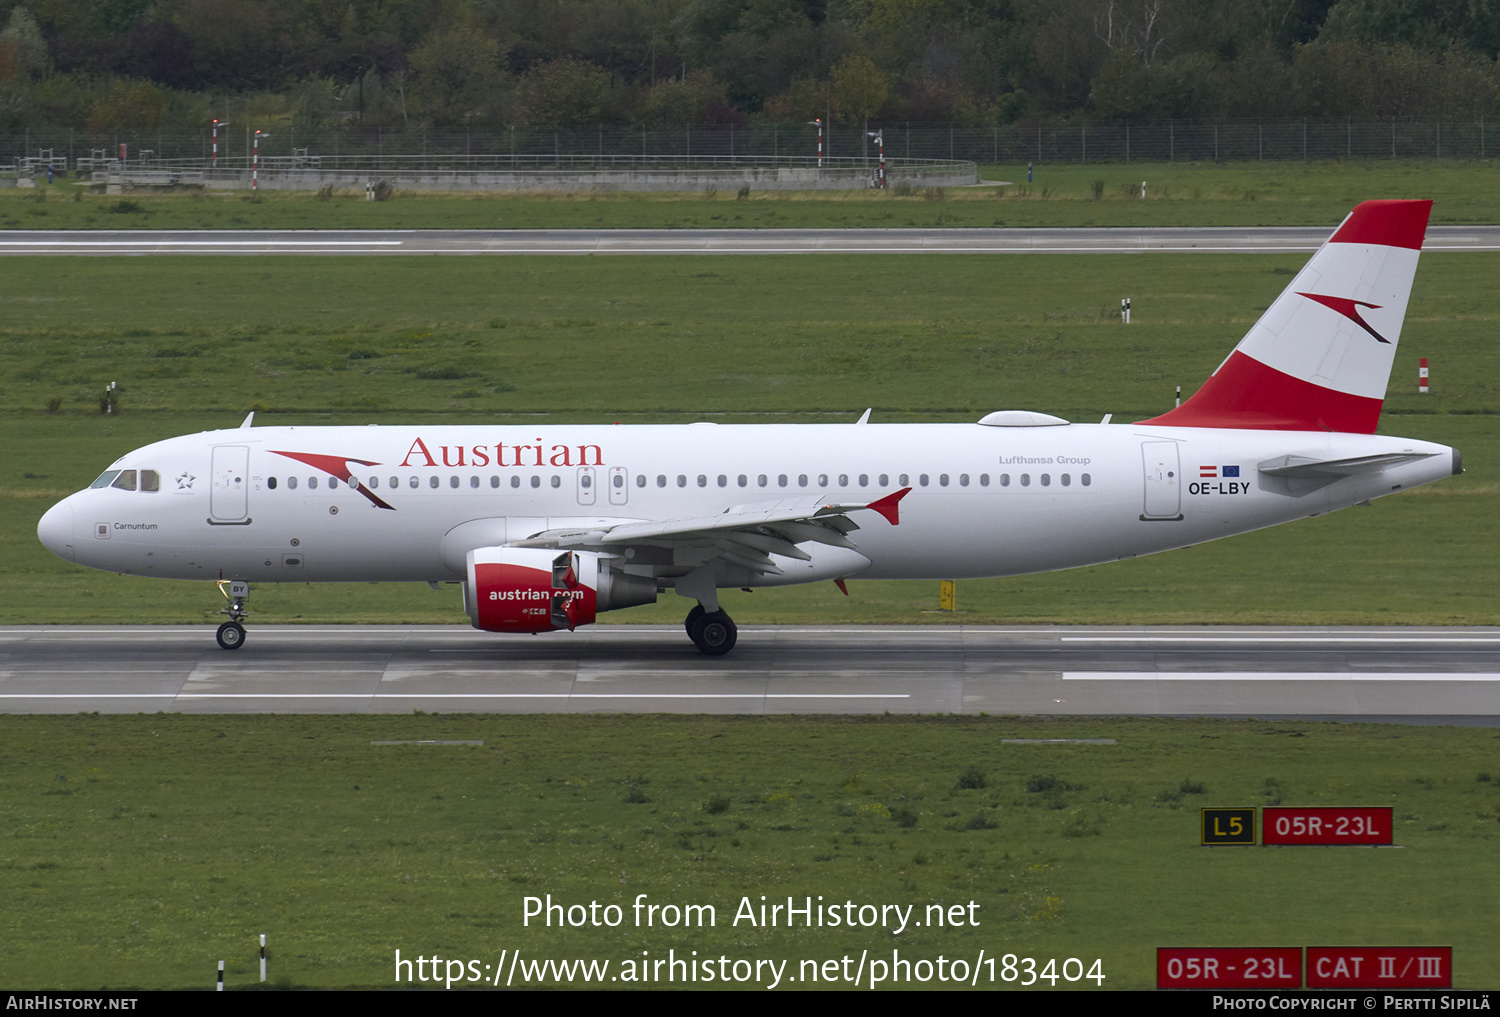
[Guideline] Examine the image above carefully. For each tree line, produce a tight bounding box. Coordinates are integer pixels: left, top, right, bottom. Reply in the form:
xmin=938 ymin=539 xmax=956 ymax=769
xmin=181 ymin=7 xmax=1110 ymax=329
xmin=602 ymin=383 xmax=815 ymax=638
xmin=2 ymin=0 xmax=1499 ymax=139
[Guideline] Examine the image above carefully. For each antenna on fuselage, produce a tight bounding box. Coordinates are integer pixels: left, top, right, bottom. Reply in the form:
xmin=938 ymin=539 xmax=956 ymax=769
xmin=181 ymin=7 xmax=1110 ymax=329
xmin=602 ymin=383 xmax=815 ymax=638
xmin=239 ymin=411 xmax=255 ymax=429
xmin=855 ymin=408 xmax=872 ymax=425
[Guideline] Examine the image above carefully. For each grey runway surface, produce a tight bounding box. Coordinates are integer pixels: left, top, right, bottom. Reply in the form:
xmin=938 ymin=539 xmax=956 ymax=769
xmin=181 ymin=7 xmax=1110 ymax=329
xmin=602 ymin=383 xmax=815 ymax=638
xmin=3 ymin=625 xmax=1497 ymax=723
xmin=2 ymin=226 xmax=1499 ymax=255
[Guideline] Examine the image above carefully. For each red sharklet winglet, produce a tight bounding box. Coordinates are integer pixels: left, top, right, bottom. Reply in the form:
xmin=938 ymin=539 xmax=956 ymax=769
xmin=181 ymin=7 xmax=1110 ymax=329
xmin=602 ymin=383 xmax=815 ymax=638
xmin=865 ymin=487 xmax=912 ymax=526
xmin=270 ymin=450 xmax=396 ymax=510
xmin=834 ymin=578 xmax=850 ymax=596
xmin=1328 ymin=199 xmax=1431 ymax=250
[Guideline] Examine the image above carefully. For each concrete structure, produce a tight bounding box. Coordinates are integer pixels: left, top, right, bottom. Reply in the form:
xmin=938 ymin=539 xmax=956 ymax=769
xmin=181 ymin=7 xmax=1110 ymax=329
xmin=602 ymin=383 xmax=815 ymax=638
xmin=93 ymin=155 xmax=979 ymax=194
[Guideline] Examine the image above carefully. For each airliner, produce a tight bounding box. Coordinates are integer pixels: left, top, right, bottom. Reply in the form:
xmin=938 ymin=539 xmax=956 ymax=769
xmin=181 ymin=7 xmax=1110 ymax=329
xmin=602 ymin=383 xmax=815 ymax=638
xmin=36 ymin=200 xmax=1460 ymax=655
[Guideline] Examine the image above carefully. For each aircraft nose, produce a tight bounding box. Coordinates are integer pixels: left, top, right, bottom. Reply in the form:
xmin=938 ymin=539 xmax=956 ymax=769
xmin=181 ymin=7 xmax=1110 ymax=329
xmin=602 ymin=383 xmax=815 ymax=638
xmin=37 ymin=499 xmax=75 ymax=562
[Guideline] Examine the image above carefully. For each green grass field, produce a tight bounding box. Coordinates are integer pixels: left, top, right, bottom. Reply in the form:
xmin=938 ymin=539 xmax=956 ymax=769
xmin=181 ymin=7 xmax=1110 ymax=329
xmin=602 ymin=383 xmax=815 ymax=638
xmin=3 ymin=713 xmax=1497 ymax=990
xmin=4 ymin=158 xmax=1499 ymax=230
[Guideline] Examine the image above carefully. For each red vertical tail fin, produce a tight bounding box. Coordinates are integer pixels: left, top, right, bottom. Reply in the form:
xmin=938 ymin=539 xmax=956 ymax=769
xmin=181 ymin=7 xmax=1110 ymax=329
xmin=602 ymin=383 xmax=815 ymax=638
xmin=1140 ymin=200 xmax=1430 ymax=433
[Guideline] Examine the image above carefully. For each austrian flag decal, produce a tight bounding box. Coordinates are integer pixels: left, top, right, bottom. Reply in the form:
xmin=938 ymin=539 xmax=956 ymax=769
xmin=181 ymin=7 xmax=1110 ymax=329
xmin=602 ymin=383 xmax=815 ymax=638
xmin=1199 ymin=465 xmax=1241 ymax=479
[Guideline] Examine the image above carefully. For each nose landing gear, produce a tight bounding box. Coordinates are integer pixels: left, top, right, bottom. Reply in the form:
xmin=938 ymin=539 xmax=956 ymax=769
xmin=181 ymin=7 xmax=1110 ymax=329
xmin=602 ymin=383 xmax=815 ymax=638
xmin=216 ymin=579 xmax=249 ymax=650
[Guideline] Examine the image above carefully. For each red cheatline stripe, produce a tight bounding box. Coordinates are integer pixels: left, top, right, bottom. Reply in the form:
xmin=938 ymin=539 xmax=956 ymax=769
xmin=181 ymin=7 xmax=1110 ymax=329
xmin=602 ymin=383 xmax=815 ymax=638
xmin=1138 ymin=351 xmax=1383 ymax=433
xmin=1328 ymin=199 xmax=1431 ymax=250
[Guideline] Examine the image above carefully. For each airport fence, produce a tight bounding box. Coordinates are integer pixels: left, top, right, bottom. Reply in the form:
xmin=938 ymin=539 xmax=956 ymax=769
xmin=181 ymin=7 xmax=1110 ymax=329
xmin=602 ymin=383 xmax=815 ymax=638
xmin=4 ymin=117 xmax=1497 ymax=174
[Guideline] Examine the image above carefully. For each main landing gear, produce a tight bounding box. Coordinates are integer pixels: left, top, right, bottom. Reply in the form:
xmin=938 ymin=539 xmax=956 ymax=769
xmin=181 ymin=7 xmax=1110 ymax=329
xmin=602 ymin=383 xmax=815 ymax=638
xmin=684 ymin=604 xmax=737 ymax=656
xmin=216 ymin=579 xmax=249 ymax=650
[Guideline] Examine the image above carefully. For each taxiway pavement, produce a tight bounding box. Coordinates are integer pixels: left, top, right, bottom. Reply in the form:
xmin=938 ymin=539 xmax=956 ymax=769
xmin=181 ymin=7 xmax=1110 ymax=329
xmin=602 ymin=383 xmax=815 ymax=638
xmin=2 ymin=226 xmax=1499 ymax=255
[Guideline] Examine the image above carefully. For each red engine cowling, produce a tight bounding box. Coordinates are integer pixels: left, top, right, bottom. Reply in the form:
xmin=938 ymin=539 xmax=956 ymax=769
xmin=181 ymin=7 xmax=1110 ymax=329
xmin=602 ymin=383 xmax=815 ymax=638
xmin=464 ymin=547 xmax=598 ymax=633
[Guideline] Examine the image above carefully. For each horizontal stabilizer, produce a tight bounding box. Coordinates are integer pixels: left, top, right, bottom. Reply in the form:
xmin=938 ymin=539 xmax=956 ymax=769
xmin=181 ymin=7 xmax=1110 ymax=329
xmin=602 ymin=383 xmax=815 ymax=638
xmin=1257 ymin=452 xmax=1437 ymax=478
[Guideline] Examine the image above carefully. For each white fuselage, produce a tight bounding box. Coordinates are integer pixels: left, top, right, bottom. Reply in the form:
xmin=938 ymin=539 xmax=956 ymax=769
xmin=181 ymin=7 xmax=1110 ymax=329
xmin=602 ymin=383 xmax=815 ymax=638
xmin=37 ymin=420 xmax=1458 ymax=592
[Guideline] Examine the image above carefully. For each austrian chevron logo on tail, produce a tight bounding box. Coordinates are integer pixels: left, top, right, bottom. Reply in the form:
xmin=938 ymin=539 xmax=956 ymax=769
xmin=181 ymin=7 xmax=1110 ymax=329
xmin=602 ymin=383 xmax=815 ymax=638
xmin=1296 ymin=292 xmax=1390 ymax=344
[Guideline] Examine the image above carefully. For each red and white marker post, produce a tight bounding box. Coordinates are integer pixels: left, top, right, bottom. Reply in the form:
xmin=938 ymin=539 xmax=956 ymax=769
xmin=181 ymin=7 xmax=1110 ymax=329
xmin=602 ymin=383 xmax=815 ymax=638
xmin=212 ymin=119 xmax=229 ymax=174
xmin=1419 ymin=357 xmax=1429 ymax=393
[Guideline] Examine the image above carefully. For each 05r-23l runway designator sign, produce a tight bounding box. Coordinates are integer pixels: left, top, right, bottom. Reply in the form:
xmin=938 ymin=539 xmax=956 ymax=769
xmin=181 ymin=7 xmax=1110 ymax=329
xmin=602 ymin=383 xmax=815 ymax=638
xmin=1201 ymin=807 xmax=1394 ymax=846
xmin=1157 ymin=947 xmax=1453 ymax=989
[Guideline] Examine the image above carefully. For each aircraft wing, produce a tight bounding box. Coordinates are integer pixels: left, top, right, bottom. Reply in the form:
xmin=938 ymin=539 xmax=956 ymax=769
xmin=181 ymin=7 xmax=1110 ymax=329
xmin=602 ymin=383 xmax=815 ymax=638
xmin=510 ymin=488 xmax=910 ymax=576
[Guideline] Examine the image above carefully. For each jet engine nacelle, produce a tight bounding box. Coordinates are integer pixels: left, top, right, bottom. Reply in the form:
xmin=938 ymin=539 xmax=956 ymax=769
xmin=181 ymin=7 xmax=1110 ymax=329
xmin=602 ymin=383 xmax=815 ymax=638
xmin=463 ymin=547 xmax=656 ymax=633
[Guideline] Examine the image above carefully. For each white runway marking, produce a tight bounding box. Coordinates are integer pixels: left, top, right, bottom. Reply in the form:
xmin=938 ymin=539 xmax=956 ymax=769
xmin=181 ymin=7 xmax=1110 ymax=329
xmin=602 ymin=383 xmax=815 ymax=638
xmin=1063 ymin=672 xmax=1500 ymax=681
xmin=1062 ymin=635 xmax=1500 ymax=643
xmin=0 ymin=692 xmax=911 ymax=700
xmin=0 ymin=239 xmax=402 ymax=246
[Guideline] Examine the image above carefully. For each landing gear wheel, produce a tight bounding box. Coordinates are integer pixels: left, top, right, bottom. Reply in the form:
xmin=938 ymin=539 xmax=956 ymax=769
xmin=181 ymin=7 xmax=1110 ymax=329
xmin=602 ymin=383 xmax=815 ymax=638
xmin=688 ymin=610 xmax=737 ymax=656
xmin=684 ymin=603 xmax=705 ymax=635
xmin=216 ymin=621 xmax=246 ymax=651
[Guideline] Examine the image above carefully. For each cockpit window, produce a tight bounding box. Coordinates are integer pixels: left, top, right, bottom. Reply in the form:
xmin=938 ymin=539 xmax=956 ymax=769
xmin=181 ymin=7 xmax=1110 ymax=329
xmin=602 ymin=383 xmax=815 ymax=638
xmin=140 ymin=470 xmax=160 ymax=492
xmin=90 ymin=470 xmax=121 ymax=489
xmin=110 ymin=470 xmax=138 ymax=491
